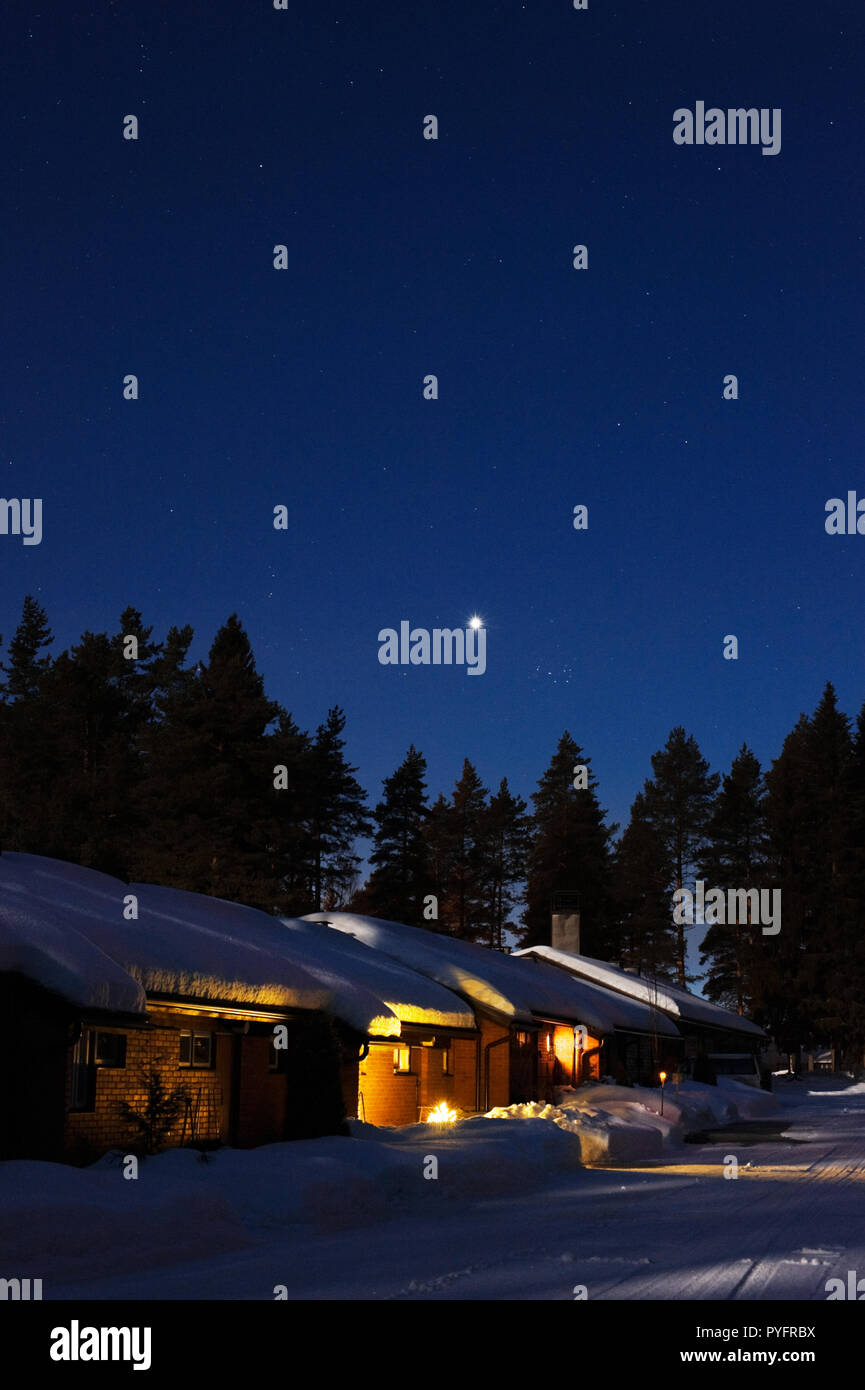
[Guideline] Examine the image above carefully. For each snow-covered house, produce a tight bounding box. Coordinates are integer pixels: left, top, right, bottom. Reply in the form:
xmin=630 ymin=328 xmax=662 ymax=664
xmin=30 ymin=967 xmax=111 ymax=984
xmin=0 ymin=854 xmax=475 ymax=1161
xmin=514 ymin=946 xmax=766 ymax=1075
xmin=304 ymin=913 xmax=681 ymax=1102
xmin=278 ymin=917 xmax=477 ymax=1125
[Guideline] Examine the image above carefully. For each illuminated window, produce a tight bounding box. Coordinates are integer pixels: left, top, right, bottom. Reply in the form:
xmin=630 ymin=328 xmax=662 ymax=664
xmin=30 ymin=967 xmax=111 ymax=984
xmin=442 ymin=1048 xmax=453 ymax=1075
xmin=179 ymin=1032 xmax=214 ymax=1069
xmin=393 ymin=1046 xmax=412 ymax=1073
xmin=546 ymin=1034 xmax=552 ymax=1052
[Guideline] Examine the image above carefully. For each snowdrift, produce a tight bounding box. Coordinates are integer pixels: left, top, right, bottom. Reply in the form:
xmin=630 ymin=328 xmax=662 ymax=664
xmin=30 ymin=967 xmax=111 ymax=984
xmin=0 ymin=1118 xmax=584 ymax=1289
xmin=487 ymin=1079 xmax=780 ymax=1163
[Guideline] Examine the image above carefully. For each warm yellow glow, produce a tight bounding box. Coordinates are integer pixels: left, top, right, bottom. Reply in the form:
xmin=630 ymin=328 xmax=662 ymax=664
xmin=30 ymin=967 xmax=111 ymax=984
xmin=659 ymin=1071 xmax=667 ymax=1084
xmin=427 ymin=1101 xmax=458 ymax=1124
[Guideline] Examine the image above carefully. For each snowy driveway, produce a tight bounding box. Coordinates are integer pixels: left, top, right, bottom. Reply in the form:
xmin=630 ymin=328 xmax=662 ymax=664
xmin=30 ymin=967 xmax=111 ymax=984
xmin=7 ymin=1077 xmax=864 ymax=1301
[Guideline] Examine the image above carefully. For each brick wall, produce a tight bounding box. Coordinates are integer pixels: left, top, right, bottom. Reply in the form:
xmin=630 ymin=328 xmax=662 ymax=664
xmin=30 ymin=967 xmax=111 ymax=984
xmin=64 ymin=1012 xmax=226 ymax=1162
xmin=358 ymin=1034 xmax=480 ymax=1127
xmin=358 ymin=1041 xmax=421 ymax=1126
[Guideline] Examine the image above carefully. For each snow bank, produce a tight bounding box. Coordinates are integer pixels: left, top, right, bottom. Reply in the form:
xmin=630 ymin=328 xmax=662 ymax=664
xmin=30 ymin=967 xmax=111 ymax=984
xmin=715 ymin=1078 xmax=779 ymax=1117
xmin=486 ymin=1099 xmax=667 ymax=1163
xmin=486 ymin=1079 xmax=780 ymax=1164
xmin=0 ymin=1121 xmax=585 ymax=1287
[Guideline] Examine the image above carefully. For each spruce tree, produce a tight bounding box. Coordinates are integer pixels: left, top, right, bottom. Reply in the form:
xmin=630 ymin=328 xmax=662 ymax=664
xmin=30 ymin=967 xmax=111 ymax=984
xmin=763 ymin=686 xmax=853 ymax=1057
xmin=641 ymin=726 xmax=720 ymax=987
xmin=698 ymin=745 xmax=769 ymax=1014
xmin=478 ymin=778 xmax=531 ymax=949
xmin=263 ymin=708 xmax=315 ymax=916
xmin=0 ymin=596 xmax=55 ymax=854
xmin=835 ymin=697 xmax=865 ymax=1065
xmin=0 ymin=595 xmax=53 ymax=700
xmin=130 ymin=615 xmax=282 ymax=907
xmin=610 ymin=792 xmax=677 ymax=976
xmin=305 ymin=707 xmax=371 ymax=910
xmin=444 ymin=760 xmax=490 ymax=939
xmin=366 ymin=746 xmax=431 ymax=923
xmin=522 ymin=732 xmax=615 ymax=953
xmin=422 ymin=792 xmax=455 ymax=932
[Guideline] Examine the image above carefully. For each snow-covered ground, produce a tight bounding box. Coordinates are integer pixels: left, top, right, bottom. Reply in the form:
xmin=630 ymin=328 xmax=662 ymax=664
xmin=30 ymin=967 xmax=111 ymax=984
xmin=2 ymin=1076 xmax=864 ymax=1300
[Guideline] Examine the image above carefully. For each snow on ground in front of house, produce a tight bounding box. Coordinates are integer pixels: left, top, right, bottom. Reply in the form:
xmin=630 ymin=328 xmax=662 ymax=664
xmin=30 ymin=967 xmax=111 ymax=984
xmin=3 ymin=1077 xmax=864 ymax=1301
xmin=0 ymin=1115 xmax=583 ymax=1289
xmin=486 ymin=1077 xmax=780 ymax=1162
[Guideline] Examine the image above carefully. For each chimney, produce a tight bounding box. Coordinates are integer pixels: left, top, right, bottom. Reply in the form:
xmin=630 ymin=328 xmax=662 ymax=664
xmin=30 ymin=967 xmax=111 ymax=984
xmin=550 ymin=892 xmax=581 ymax=954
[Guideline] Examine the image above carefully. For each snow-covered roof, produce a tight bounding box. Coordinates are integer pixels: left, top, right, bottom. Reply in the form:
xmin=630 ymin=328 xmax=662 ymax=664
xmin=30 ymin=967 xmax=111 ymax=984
xmin=515 ymin=946 xmax=766 ymax=1039
xmin=278 ymin=917 xmax=475 ymax=1031
xmin=0 ymin=853 xmax=468 ymax=1037
xmin=303 ymin=913 xmax=678 ymax=1035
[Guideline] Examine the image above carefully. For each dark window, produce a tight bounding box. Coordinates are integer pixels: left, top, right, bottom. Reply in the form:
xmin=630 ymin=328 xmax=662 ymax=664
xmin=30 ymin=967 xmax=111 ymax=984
xmin=269 ymin=1040 xmax=289 ymax=1072
xmin=70 ymin=1030 xmax=96 ymax=1111
xmin=94 ymin=1032 xmax=126 ymax=1068
xmin=179 ymin=1032 xmax=214 ymax=1069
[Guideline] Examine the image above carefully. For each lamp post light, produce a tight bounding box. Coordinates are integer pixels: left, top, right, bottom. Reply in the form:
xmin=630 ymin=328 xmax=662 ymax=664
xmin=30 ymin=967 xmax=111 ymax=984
xmin=659 ymin=1070 xmax=667 ymax=1116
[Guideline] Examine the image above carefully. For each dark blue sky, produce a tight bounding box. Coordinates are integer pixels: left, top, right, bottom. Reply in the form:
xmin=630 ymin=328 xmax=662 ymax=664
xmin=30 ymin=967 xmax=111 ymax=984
xmin=3 ymin=1 xmax=864 ymax=915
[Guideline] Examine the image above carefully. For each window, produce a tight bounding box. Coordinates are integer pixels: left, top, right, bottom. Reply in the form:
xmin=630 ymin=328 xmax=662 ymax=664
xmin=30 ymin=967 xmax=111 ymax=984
xmin=393 ymin=1046 xmax=412 ymax=1073
xmin=70 ymin=1030 xmax=95 ymax=1112
xmin=179 ymin=1032 xmax=214 ymax=1069
xmin=94 ymin=1032 xmax=126 ymax=1068
xmin=442 ymin=1048 xmax=453 ymax=1076
xmin=269 ymin=1039 xmax=289 ymax=1073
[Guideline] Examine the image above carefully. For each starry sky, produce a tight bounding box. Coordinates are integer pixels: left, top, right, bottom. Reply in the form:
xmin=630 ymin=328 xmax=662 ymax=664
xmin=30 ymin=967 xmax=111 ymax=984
xmin=2 ymin=3 xmax=864 ymax=945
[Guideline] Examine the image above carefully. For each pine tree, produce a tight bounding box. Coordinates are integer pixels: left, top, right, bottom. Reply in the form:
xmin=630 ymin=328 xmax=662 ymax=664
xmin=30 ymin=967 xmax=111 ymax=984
xmin=304 ymin=707 xmax=371 ymax=911
xmin=641 ymin=726 xmax=720 ymax=987
xmin=478 ymin=778 xmax=531 ymax=949
xmin=0 ymin=596 xmax=55 ymax=853
xmin=834 ymin=697 xmax=865 ymax=1064
xmin=522 ymin=732 xmax=615 ymax=953
xmin=444 ymin=760 xmax=490 ymax=940
xmin=761 ymin=713 xmax=815 ymax=1054
xmin=698 ymin=745 xmax=769 ymax=1014
xmin=422 ymin=792 xmax=455 ymax=931
xmin=263 ymin=708 xmax=315 ymax=916
xmin=610 ymin=792 xmax=677 ymax=976
xmin=0 ymin=595 xmax=53 ymax=700
xmin=366 ymin=746 xmax=431 ymax=923
xmin=763 ymin=686 xmax=853 ymax=1057
xmin=130 ymin=615 xmax=283 ymax=907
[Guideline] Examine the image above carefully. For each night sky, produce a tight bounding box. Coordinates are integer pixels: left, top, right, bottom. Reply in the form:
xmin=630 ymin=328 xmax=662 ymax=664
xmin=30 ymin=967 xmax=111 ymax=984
xmin=3 ymin=3 xmax=864 ymax=949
